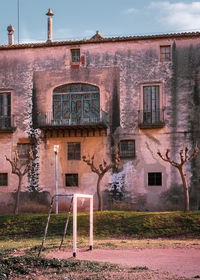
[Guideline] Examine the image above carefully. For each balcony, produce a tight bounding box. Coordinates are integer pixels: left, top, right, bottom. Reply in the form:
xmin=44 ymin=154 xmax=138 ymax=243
xmin=37 ymin=110 xmax=107 ymax=130
xmin=0 ymin=115 xmax=16 ymax=132
xmin=138 ymin=109 xmax=165 ymax=129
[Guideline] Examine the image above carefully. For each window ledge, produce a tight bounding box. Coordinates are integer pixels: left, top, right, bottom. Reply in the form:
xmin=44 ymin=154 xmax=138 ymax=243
xmin=0 ymin=127 xmax=16 ymax=133
xmin=138 ymin=122 xmax=165 ymax=129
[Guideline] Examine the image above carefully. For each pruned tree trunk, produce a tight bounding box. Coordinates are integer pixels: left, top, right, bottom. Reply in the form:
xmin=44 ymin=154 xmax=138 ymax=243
xmin=14 ymin=174 xmax=23 ymax=214
xmin=179 ymin=166 xmax=189 ymax=212
xmin=83 ymin=149 xmax=120 ymax=211
xmin=97 ymin=175 xmax=103 ymax=211
xmin=5 ymin=149 xmax=33 ymax=214
xmin=158 ymin=144 xmax=198 ymax=212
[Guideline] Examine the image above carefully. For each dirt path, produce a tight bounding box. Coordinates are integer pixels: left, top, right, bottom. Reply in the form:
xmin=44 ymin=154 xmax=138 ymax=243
xmin=46 ymin=246 xmax=200 ymax=279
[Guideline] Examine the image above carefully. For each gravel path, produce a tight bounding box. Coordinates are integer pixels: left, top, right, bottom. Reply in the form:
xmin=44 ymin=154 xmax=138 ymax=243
xmin=46 ymin=246 xmax=200 ymax=279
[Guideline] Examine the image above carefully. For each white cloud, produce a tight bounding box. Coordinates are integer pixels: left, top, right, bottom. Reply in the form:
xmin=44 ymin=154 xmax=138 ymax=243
xmin=149 ymin=1 xmax=200 ymax=31
xmin=123 ymin=8 xmax=138 ymax=15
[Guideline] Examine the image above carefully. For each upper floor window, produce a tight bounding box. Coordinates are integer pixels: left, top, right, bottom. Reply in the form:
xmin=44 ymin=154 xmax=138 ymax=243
xmin=143 ymin=85 xmax=160 ymax=124
xmin=119 ymin=140 xmax=135 ymax=158
xmin=53 ymin=83 xmax=100 ymax=123
xmin=160 ymin=46 xmax=171 ymax=62
xmin=0 ymin=173 xmax=8 ymax=186
xmin=71 ymin=49 xmax=80 ymax=63
xmin=0 ymin=92 xmax=11 ymax=128
xmin=67 ymin=142 xmax=81 ymax=160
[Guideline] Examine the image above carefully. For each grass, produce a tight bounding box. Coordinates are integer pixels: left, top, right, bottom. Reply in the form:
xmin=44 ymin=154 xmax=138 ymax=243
xmin=0 ymin=211 xmax=200 ymax=240
xmin=0 ymin=211 xmax=199 ymax=279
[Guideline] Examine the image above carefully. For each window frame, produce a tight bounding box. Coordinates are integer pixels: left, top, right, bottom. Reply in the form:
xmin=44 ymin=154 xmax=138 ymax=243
xmin=148 ymin=172 xmax=162 ymax=186
xmin=52 ymin=83 xmax=100 ymax=122
xmin=0 ymin=91 xmax=12 ymax=128
xmin=67 ymin=142 xmax=81 ymax=160
xmin=0 ymin=173 xmax=8 ymax=186
xmin=65 ymin=173 xmax=78 ymax=187
xmin=71 ymin=49 xmax=80 ymax=63
xmin=160 ymin=45 xmax=171 ymax=62
xmin=119 ymin=140 xmax=136 ymax=159
xmin=139 ymin=83 xmax=165 ymax=127
xmin=17 ymin=143 xmax=31 ymax=158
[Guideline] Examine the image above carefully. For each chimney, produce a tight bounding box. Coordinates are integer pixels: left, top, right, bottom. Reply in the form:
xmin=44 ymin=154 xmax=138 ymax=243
xmin=46 ymin=8 xmax=54 ymax=42
xmin=7 ymin=25 xmax=15 ymax=45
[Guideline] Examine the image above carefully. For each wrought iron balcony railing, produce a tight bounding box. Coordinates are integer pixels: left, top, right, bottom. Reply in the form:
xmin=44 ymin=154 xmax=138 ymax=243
xmin=37 ymin=110 xmax=107 ymax=129
xmin=0 ymin=115 xmax=16 ymax=132
xmin=138 ymin=109 xmax=165 ymax=128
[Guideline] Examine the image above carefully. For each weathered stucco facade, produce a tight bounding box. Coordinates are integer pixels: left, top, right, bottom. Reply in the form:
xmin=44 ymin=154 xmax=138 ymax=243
xmin=0 ymin=31 xmax=200 ymax=213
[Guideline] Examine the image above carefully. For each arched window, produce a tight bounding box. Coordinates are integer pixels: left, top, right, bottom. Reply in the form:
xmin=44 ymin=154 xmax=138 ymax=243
xmin=53 ymin=83 xmax=100 ymax=122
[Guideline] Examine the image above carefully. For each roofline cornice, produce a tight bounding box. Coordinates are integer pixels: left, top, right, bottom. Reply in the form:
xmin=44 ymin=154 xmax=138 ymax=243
xmin=0 ymin=31 xmax=200 ymax=50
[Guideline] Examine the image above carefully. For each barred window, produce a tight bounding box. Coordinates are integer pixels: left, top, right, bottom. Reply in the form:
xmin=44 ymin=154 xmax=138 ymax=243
xmin=65 ymin=174 xmax=78 ymax=187
xmin=0 ymin=173 xmax=8 ymax=186
xmin=119 ymin=140 xmax=135 ymax=158
xmin=148 ymin=172 xmax=162 ymax=186
xmin=71 ymin=49 xmax=80 ymax=63
xmin=143 ymin=85 xmax=160 ymax=124
xmin=67 ymin=143 xmax=81 ymax=160
xmin=160 ymin=46 xmax=171 ymax=61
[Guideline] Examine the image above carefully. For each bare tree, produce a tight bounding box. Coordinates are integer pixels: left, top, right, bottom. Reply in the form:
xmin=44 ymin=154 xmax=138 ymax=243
xmin=5 ymin=150 xmax=33 ymax=214
xmin=157 ymin=144 xmax=199 ymax=212
xmin=82 ymin=149 xmax=120 ymax=211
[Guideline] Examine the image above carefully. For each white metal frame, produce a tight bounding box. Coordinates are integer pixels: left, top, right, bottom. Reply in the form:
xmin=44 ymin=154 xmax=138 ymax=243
xmin=73 ymin=194 xmax=93 ymax=257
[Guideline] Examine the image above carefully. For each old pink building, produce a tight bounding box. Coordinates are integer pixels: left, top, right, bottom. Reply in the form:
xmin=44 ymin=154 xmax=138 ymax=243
xmin=0 ymin=17 xmax=200 ymax=212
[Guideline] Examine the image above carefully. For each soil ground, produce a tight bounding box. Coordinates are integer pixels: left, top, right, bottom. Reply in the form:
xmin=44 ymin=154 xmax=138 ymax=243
xmin=46 ymin=245 xmax=200 ymax=279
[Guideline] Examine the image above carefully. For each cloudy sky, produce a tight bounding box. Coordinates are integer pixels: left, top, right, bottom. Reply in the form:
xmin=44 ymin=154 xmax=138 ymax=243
xmin=0 ymin=0 xmax=200 ymax=45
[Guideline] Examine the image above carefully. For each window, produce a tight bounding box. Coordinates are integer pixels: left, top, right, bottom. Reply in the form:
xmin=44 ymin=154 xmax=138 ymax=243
xmin=0 ymin=92 xmax=11 ymax=128
xmin=71 ymin=49 xmax=80 ymax=63
xmin=17 ymin=143 xmax=31 ymax=158
xmin=67 ymin=142 xmax=81 ymax=160
xmin=143 ymin=85 xmax=160 ymax=124
xmin=53 ymin=83 xmax=100 ymax=122
xmin=160 ymin=46 xmax=171 ymax=61
xmin=119 ymin=140 xmax=135 ymax=158
xmin=148 ymin=172 xmax=162 ymax=186
xmin=65 ymin=174 xmax=78 ymax=187
xmin=0 ymin=173 xmax=8 ymax=186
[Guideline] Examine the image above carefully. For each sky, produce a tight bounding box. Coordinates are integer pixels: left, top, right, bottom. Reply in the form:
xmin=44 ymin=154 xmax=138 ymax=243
xmin=0 ymin=0 xmax=200 ymax=45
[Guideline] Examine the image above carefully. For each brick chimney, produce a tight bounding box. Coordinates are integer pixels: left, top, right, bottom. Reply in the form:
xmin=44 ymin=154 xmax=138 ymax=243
xmin=46 ymin=8 xmax=54 ymax=42
xmin=7 ymin=25 xmax=15 ymax=45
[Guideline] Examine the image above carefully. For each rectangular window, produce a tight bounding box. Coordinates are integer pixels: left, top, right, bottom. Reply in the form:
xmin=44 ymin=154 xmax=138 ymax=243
xmin=17 ymin=144 xmax=31 ymax=158
xmin=0 ymin=92 xmax=11 ymax=128
xmin=0 ymin=173 xmax=8 ymax=186
xmin=143 ymin=86 xmax=160 ymax=124
xmin=148 ymin=172 xmax=162 ymax=186
xmin=67 ymin=142 xmax=81 ymax=160
xmin=119 ymin=140 xmax=135 ymax=158
xmin=160 ymin=46 xmax=171 ymax=61
xmin=71 ymin=49 xmax=80 ymax=63
xmin=65 ymin=173 xmax=78 ymax=187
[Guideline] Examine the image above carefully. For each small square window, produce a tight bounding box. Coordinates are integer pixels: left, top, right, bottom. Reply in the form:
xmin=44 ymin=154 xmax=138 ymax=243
xmin=67 ymin=143 xmax=81 ymax=160
xmin=17 ymin=143 xmax=31 ymax=158
xmin=71 ymin=49 xmax=80 ymax=63
xmin=160 ymin=46 xmax=171 ymax=61
xmin=148 ymin=172 xmax=162 ymax=186
xmin=0 ymin=173 xmax=8 ymax=186
xmin=65 ymin=174 xmax=78 ymax=187
xmin=119 ymin=140 xmax=135 ymax=158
